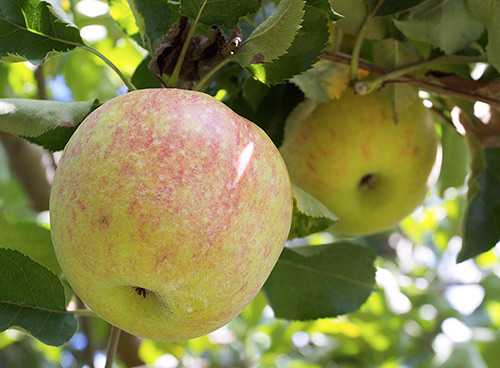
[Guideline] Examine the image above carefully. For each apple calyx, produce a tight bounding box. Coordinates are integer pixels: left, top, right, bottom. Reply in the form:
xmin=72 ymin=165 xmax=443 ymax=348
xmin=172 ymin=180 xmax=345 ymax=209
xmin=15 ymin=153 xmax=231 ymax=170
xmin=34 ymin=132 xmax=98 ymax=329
xmin=358 ymin=173 xmax=378 ymax=192
xmin=134 ymin=287 xmax=148 ymax=299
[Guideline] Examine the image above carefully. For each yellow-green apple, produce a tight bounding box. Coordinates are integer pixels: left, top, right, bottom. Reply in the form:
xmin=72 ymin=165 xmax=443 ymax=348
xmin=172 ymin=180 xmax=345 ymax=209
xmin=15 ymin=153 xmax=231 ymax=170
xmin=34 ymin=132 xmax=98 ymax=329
xmin=280 ymin=88 xmax=440 ymax=236
xmin=50 ymin=88 xmax=292 ymax=341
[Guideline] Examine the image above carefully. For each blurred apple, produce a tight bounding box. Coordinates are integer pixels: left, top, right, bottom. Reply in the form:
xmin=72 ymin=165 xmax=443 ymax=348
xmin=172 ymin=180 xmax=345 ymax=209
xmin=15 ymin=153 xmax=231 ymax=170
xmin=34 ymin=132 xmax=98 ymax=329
xmin=280 ymin=88 xmax=440 ymax=236
xmin=50 ymin=88 xmax=292 ymax=341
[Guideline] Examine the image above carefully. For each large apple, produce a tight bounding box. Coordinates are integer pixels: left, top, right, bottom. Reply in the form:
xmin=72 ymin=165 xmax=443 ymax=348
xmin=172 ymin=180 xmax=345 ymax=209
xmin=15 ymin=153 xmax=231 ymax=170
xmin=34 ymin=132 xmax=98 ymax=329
xmin=280 ymin=88 xmax=439 ymax=236
xmin=50 ymin=88 xmax=292 ymax=341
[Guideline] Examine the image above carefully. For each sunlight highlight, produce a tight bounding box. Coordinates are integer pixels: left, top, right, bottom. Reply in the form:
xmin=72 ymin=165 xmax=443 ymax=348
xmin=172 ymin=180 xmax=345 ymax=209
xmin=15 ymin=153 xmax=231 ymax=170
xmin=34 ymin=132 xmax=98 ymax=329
xmin=76 ymin=0 xmax=109 ymax=17
xmin=474 ymin=101 xmax=491 ymax=123
xmin=0 ymin=101 xmax=16 ymax=115
xmin=450 ymin=106 xmax=466 ymax=135
xmin=80 ymin=25 xmax=108 ymax=43
xmin=232 ymin=142 xmax=254 ymax=188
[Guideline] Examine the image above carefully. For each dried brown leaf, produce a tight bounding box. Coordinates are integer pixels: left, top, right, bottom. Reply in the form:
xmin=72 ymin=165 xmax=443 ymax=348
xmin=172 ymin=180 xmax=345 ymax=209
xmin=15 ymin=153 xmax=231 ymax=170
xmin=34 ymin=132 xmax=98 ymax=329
xmin=148 ymin=16 xmax=190 ymax=85
xmin=148 ymin=16 xmax=242 ymax=84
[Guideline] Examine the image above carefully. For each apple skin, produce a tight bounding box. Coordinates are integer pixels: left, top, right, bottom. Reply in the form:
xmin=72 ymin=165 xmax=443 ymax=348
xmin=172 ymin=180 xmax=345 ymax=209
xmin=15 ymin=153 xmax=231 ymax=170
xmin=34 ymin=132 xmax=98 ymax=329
xmin=50 ymin=88 xmax=292 ymax=341
xmin=279 ymin=88 xmax=439 ymax=236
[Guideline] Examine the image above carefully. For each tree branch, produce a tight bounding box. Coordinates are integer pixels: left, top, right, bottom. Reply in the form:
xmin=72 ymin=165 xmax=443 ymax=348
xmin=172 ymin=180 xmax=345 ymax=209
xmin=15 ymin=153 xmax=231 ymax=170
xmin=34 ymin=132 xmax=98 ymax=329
xmin=387 ymin=77 xmax=500 ymax=109
xmin=321 ymin=50 xmax=500 ymax=108
xmin=322 ymin=51 xmax=388 ymax=75
xmin=0 ymin=133 xmax=51 ymax=211
xmin=105 ymin=326 xmax=121 ymax=368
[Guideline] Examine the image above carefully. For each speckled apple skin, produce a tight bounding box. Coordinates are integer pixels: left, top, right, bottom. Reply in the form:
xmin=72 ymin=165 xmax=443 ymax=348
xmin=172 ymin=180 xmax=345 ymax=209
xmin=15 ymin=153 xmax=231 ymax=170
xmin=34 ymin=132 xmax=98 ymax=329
xmin=50 ymin=89 xmax=292 ymax=341
xmin=280 ymin=88 xmax=439 ymax=236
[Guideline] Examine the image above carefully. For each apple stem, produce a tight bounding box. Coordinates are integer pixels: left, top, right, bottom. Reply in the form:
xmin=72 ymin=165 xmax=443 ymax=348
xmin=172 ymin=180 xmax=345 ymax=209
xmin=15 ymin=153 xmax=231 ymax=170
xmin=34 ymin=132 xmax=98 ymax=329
xmin=67 ymin=309 xmax=99 ymax=317
xmin=167 ymin=0 xmax=209 ymax=88
xmin=104 ymin=325 xmax=122 ymax=368
xmin=194 ymin=58 xmax=233 ymax=92
xmin=80 ymin=45 xmax=137 ymax=92
xmin=349 ymin=0 xmax=384 ymax=82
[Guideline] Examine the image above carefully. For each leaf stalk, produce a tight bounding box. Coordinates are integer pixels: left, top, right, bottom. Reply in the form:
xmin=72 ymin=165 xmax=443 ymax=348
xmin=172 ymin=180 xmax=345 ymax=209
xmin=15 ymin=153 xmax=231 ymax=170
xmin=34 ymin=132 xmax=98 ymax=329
xmin=349 ymin=0 xmax=384 ymax=81
xmin=194 ymin=58 xmax=233 ymax=92
xmin=104 ymin=325 xmax=121 ymax=368
xmin=167 ymin=0 xmax=209 ymax=88
xmin=81 ymin=45 xmax=137 ymax=92
xmin=67 ymin=309 xmax=99 ymax=317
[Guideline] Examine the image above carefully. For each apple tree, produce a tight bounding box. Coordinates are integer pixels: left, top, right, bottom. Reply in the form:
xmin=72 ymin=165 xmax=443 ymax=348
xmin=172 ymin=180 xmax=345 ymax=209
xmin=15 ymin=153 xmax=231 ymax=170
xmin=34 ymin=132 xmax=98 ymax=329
xmin=1 ymin=0 xmax=500 ymax=367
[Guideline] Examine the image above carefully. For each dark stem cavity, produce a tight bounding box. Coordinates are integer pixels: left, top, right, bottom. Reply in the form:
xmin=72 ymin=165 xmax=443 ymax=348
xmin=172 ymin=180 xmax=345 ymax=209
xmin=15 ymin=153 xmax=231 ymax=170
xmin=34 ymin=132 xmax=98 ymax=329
xmin=134 ymin=287 xmax=148 ymax=299
xmin=358 ymin=173 xmax=378 ymax=192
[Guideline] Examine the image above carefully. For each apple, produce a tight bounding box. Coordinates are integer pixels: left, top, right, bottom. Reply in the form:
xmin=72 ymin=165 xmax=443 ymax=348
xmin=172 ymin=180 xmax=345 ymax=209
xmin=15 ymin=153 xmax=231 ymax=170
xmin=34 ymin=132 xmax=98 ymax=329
xmin=279 ymin=88 xmax=440 ymax=236
xmin=50 ymin=88 xmax=292 ymax=341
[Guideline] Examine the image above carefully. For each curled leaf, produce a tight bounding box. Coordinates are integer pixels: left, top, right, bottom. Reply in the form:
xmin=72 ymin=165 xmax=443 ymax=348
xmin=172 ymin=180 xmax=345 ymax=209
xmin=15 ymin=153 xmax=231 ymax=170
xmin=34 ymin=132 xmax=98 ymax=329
xmin=148 ymin=16 xmax=242 ymax=83
xmin=288 ymin=183 xmax=338 ymax=240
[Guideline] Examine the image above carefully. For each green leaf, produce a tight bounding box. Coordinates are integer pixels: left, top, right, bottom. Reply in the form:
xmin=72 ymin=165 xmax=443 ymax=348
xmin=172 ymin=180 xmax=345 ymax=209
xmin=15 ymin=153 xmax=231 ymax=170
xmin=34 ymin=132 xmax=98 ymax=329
xmin=232 ymin=0 xmax=305 ymax=67
xmin=247 ymin=1 xmax=330 ymax=85
xmin=289 ymin=184 xmax=338 ymax=240
xmin=133 ymin=0 xmax=172 ymax=47
xmin=0 ymin=216 xmax=60 ymax=274
xmin=459 ymin=146 xmax=500 ymax=262
xmin=109 ymin=0 xmax=140 ymax=39
xmin=180 ymin=0 xmax=260 ymax=28
xmin=372 ymin=39 xmax=422 ymax=70
xmin=0 ymin=98 xmax=97 ymax=138
xmin=132 ymin=56 xmax=163 ymax=89
xmin=220 ymin=76 xmax=304 ymax=147
xmin=438 ymin=123 xmax=468 ymax=194
xmin=376 ymin=0 xmax=428 ymax=16
xmin=468 ymin=0 xmax=500 ymax=73
xmin=291 ymin=62 xmax=350 ymax=103
xmin=394 ymin=0 xmax=484 ymax=54
xmin=0 ymin=0 xmax=84 ymax=65
xmin=0 ymin=248 xmax=77 ymax=346
xmin=109 ymin=0 xmax=171 ymax=48
xmin=372 ymin=38 xmax=423 ymax=122
xmin=263 ymin=243 xmax=376 ymax=320
xmin=24 ymin=125 xmax=80 ymax=153
xmin=307 ymin=0 xmax=342 ymax=20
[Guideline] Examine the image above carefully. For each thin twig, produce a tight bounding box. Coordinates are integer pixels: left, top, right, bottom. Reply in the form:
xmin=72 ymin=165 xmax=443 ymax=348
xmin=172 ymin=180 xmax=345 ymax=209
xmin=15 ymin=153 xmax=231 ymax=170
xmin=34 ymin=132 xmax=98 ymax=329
xmin=81 ymin=45 xmax=137 ymax=92
xmin=388 ymin=77 xmax=500 ymax=109
xmin=34 ymin=65 xmax=47 ymax=100
xmin=67 ymin=309 xmax=99 ymax=317
xmin=168 ymin=0 xmax=209 ymax=87
xmin=76 ymin=298 xmax=95 ymax=368
xmin=104 ymin=326 xmax=122 ymax=368
xmin=348 ymin=0 xmax=384 ymax=81
xmin=321 ymin=51 xmax=500 ymax=107
xmin=322 ymin=51 xmax=387 ymax=74
xmin=364 ymin=54 xmax=488 ymax=93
